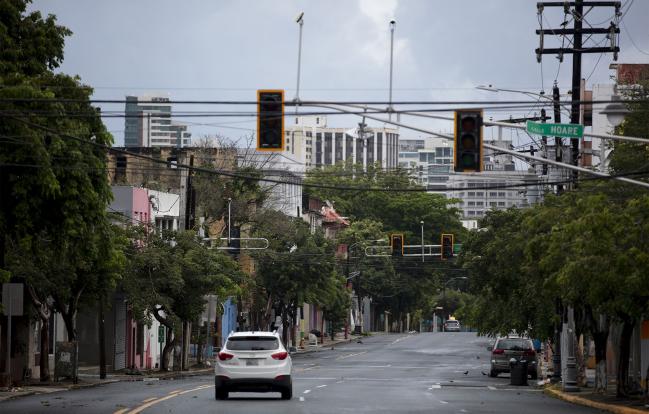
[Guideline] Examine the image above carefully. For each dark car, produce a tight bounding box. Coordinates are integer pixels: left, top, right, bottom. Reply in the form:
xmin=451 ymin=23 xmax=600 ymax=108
xmin=489 ymin=337 xmax=538 ymax=379
xmin=444 ymin=320 xmax=461 ymax=332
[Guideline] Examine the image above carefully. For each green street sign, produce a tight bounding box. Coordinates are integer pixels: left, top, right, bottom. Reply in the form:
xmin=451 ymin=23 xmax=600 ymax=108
xmin=526 ymin=121 xmax=584 ymax=139
xmin=158 ymin=326 xmax=165 ymax=343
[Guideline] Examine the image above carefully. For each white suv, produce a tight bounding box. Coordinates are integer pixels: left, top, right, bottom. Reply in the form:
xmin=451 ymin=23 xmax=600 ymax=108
xmin=214 ymin=331 xmax=293 ymax=400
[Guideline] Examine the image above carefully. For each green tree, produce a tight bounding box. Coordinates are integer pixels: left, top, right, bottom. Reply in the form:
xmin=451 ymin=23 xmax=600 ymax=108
xmin=1 ymin=0 xmax=119 ymax=381
xmin=123 ymin=229 xmax=243 ymax=371
xmin=251 ymin=210 xmax=338 ymax=346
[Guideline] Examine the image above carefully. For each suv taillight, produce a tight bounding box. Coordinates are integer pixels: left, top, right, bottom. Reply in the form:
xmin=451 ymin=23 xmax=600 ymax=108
xmin=218 ymin=352 xmax=234 ymax=361
xmin=271 ymin=351 xmax=288 ymax=360
xmin=492 ymin=349 xmax=504 ymax=355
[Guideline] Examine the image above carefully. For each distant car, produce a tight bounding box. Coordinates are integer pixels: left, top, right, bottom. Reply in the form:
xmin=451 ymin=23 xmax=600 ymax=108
xmin=444 ymin=320 xmax=461 ymax=332
xmin=214 ymin=331 xmax=293 ymax=400
xmin=489 ymin=337 xmax=538 ymax=379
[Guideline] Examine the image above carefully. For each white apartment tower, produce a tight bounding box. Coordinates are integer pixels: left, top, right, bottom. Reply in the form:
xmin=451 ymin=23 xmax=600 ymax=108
xmin=124 ymin=95 xmax=191 ymax=148
xmin=284 ymin=116 xmax=399 ymax=170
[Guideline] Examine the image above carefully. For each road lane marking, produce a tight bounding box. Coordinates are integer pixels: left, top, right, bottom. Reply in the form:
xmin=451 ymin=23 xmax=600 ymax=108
xmin=127 ymin=384 xmax=213 ymax=414
xmin=336 ymin=351 xmax=367 ymax=360
xmin=299 ymin=397 xmax=305 ymax=402
xmin=336 ymin=380 xmax=344 ymax=383
xmin=303 ymin=389 xmax=311 ymax=394
xmin=439 ymin=400 xmax=449 ymax=404
xmin=114 ymin=409 xmax=130 ymax=414
xmin=488 ymin=386 xmax=496 ymax=390
xmin=429 ymin=384 xmax=442 ymax=389
xmin=316 ymin=384 xmax=327 ymax=388
xmin=141 ymin=397 xmax=157 ymax=403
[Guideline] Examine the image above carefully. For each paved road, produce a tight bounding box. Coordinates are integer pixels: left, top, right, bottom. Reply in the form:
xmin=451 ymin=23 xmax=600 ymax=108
xmin=1 ymin=332 xmax=601 ymax=413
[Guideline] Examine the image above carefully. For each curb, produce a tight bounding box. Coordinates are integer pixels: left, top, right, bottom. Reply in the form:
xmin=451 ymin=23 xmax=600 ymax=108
xmin=545 ymin=386 xmax=649 ymax=414
xmin=0 ymin=368 xmax=213 ymax=403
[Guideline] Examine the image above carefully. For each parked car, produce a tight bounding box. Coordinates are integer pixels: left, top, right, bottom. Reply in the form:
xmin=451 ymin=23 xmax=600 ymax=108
xmin=489 ymin=336 xmax=538 ymax=379
xmin=214 ymin=331 xmax=293 ymax=400
xmin=444 ymin=320 xmax=461 ymax=332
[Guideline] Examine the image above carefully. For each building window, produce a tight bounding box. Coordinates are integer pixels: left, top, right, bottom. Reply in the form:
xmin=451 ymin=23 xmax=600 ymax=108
xmin=468 ymin=201 xmax=475 ymax=207
xmin=467 ymin=192 xmax=475 ymax=197
xmin=489 ymin=192 xmax=497 ymax=197
xmin=498 ymin=201 xmax=506 ymax=206
xmin=476 ymin=192 xmax=484 ymax=196
xmin=498 ymin=192 xmax=506 ymax=197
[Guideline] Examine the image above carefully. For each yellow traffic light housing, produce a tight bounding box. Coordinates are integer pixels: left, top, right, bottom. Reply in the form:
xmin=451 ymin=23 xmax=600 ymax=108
xmin=390 ymin=234 xmax=404 ymax=257
xmin=257 ymin=90 xmax=285 ymax=151
xmin=454 ymin=109 xmax=483 ymax=172
xmin=441 ymin=233 xmax=454 ymax=260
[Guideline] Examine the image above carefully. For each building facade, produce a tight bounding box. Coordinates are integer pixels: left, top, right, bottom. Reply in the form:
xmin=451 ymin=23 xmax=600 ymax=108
xmin=124 ymin=95 xmax=191 ymax=148
xmin=284 ymin=116 xmax=399 ymax=170
xmin=398 ymin=137 xmax=541 ymax=229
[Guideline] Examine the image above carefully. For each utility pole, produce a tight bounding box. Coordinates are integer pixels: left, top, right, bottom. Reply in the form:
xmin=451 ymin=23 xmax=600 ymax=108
xmin=553 ymin=83 xmax=564 ymax=194
xmin=181 ymin=154 xmax=195 ymax=370
xmin=536 ymin=0 xmax=621 ymax=188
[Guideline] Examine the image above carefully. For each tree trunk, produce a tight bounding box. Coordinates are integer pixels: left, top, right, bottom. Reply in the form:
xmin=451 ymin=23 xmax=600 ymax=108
xmin=26 ymin=285 xmax=51 ymax=382
xmin=161 ymin=328 xmax=175 ymax=372
xmin=281 ymin=307 xmax=289 ymax=347
xmin=593 ymin=329 xmax=608 ymax=393
xmin=39 ymin=315 xmax=50 ymax=382
xmin=616 ymin=319 xmax=635 ymax=398
xmin=98 ymin=298 xmax=106 ymax=379
xmin=152 ymin=308 xmax=175 ymax=371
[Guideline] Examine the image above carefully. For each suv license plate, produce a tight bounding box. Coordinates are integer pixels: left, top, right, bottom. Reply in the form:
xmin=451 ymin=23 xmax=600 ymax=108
xmin=246 ymin=360 xmax=259 ymax=366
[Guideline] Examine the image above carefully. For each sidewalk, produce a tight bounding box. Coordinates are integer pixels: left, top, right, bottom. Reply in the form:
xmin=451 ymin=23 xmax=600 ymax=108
xmin=539 ymin=349 xmax=649 ymax=413
xmin=295 ymin=331 xmax=376 ymax=354
xmin=545 ymin=385 xmax=649 ymax=414
xmin=0 ymin=365 xmax=213 ymax=403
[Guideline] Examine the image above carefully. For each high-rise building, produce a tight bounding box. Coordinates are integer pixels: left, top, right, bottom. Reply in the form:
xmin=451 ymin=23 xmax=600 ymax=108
xmin=398 ymin=136 xmax=541 ymax=229
xmin=124 ymin=95 xmax=191 ymax=147
xmin=282 ymin=116 xmax=399 ymax=170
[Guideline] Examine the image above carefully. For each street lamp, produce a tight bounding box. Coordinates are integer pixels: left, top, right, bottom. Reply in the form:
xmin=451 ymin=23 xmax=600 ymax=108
xmin=420 ymin=221 xmax=424 ymax=263
xmin=294 ymin=12 xmax=305 ymax=111
xmin=388 ymin=19 xmax=396 ymax=121
xmin=346 ymin=239 xmax=385 ymax=335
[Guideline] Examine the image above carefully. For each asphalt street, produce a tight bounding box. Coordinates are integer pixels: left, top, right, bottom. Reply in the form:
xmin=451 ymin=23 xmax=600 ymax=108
xmin=0 ymin=332 xmax=602 ymax=413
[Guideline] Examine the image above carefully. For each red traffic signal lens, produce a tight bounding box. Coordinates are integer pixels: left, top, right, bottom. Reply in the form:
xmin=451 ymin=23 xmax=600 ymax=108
xmin=461 ymin=117 xmax=476 ymax=131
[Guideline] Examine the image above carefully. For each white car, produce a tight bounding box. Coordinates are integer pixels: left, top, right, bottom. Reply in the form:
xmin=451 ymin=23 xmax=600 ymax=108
xmin=214 ymin=331 xmax=293 ymax=400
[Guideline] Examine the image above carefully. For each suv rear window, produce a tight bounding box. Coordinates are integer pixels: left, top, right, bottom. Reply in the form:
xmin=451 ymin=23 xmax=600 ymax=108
xmin=446 ymin=321 xmax=459 ymax=325
xmin=226 ymin=336 xmax=279 ymax=351
xmin=496 ymin=339 xmax=532 ymax=351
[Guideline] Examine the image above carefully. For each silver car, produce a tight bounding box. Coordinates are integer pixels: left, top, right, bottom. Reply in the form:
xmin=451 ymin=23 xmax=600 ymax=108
xmin=489 ymin=337 xmax=538 ymax=379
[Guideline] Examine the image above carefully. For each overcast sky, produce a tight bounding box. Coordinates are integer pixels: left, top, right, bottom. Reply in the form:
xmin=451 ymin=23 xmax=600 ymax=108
xmin=30 ymin=0 xmax=649 ymax=147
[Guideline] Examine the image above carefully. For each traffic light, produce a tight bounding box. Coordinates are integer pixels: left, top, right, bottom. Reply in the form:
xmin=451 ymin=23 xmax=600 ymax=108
xmin=390 ymin=234 xmax=404 ymax=257
xmin=440 ymin=233 xmax=454 ymax=260
xmin=257 ymin=90 xmax=285 ymax=151
xmin=453 ymin=109 xmax=483 ymax=172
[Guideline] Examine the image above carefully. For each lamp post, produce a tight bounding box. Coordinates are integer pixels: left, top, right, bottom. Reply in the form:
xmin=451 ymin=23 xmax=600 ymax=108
xmin=294 ymin=12 xmax=305 ymax=112
xmin=388 ymin=20 xmax=396 ymax=121
xmin=347 ymin=240 xmax=382 ymax=334
xmin=420 ymin=221 xmax=424 ymax=263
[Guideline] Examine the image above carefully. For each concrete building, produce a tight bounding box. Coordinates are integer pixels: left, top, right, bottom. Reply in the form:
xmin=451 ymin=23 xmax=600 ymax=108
xmin=284 ymin=116 xmax=399 ymax=170
xmin=590 ymin=64 xmax=649 ymax=171
xmin=124 ymin=95 xmax=191 ymax=148
xmin=398 ymin=137 xmax=541 ymax=229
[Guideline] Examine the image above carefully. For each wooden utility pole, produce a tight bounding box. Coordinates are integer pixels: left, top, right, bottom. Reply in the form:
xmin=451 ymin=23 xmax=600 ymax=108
xmin=536 ymin=0 xmax=621 ymax=187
